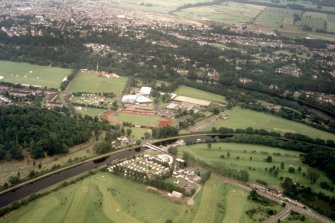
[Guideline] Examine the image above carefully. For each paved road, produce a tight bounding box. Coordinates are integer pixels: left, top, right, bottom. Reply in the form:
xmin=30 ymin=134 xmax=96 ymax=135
xmin=263 ymin=207 xmax=291 ymax=223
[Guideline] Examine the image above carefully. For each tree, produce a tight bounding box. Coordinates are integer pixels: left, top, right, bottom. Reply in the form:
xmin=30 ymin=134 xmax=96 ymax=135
xmin=266 ymin=156 xmax=272 ymax=163
xmin=93 ymin=142 xmax=112 ymax=154
xmin=112 ymin=101 xmax=118 ymax=110
xmin=307 ymin=169 xmax=320 ymax=184
xmin=288 ymin=167 xmax=295 ymax=173
xmin=144 ymin=132 xmax=151 ymax=139
xmin=207 ymin=143 xmax=212 ymax=150
xmin=280 ymin=162 xmax=284 ymax=170
xmin=126 ymin=128 xmax=132 ymax=137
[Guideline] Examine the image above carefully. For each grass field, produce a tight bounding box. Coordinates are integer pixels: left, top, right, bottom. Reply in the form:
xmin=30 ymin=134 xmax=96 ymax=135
xmin=126 ymin=127 xmax=151 ymax=140
xmin=1 ymin=173 xmax=281 ymax=223
xmin=177 ymin=143 xmax=335 ymax=196
xmin=0 ymin=61 xmax=72 ymax=89
xmin=206 ymin=107 xmax=335 ymax=140
xmin=68 ymin=72 xmax=128 ymax=99
xmin=75 ymin=107 xmax=108 ymax=118
xmin=174 ymin=85 xmax=227 ymax=103
xmin=105 ymin=0 xmax=210 ymax=15
xmin=175 ymin=2 xmax=265 ymax=25
xmin=107 ymin=113 xmax=162 ymax=127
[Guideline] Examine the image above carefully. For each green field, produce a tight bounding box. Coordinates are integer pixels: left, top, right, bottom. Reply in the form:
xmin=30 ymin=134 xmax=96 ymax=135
xmin=175 ymin=2 xmax=265 ymax=25
xmin=0 ymin=61 xmax=72 ymax=89
xmin=126 ymin=127 xmax=151 ymax=139
xmin=1 ymin=173 xmax=281 ymax=223
xmin=174 ymin=85 xmax=227 ymax=103
xmin=255 ymin=7 xmax=335 ymax=40
xmin=75 ymin=107 xmax=108 ymax=118
xmin=108 ymin=0 xmax=210 ymax=14
xmin=68 ymin=72 xmax=128 ymax=99
xmin=177 ymin=143 xmax=335 ymax=196
xmin=207 ymin=107 xmax=335 ymax=140
xmin=107 ymin=113 xmax=163 ymax=127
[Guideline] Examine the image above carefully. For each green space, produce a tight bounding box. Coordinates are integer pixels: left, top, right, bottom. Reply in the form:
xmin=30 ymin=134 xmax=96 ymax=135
xmin=177 ymin=143 xmax=335 ymax=196
xmin=175 ymin=2 xmax=265 ymax=25
xmin=0 ymin=60 xmax=72 ymax=89
xmin=75 ymin=107 xmax=107 ymax=118
xmin=110 ymin=0 xmax=210 ymax=14
xmin=174 ymin=85 xmax=227 ymax=103
xmin=107 ymin=113 xmax=162 ymax=127
xmin=126 ymin=127 xmax=151 ymax=139
xmin=206 ymin=107 xmax=335 ymax=140
xmin=1 ymin=172 xmax=281 ymax=223
xmin=286 ymin=211 xmax=322 ymax=223
xmin=68 ymin=71 xmax=128 ymax=99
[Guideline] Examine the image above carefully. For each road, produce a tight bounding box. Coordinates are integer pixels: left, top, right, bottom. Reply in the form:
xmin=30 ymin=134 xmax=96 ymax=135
xmin=263 ymin=207 xmax=291 ymax=223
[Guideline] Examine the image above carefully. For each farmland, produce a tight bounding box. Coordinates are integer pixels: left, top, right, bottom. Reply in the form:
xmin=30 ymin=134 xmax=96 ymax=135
xmin=206 ymin=107 xmax=335 ymax=141
xmin=109 ymin=0 xmax=210 ymax=14
xmin=0 ymin=61 xmax=72 ymax=89
xmin=68 ymin=71 xmax=128 ymax=100
xmin=175 ymin=2 xmax=265 ymax=25
xmin=1 ymin=172 xmax=281 ymax=223
xmin=177 ymin=143 xmax=335 ymax=196
xmin=174 ymin=85 xmax=227 ymax=103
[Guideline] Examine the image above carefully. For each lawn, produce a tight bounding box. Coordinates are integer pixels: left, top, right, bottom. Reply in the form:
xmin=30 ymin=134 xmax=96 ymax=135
xmin=206 ymin=107 xmax=335 ymax=141
xmin=1 ymin=172 xmax=281 ymax=223
xmin=177 ymin=143 xmax=335 ymax=196
xmin=174 ymin=85 xmax=227 ymax=103
xmin=68 ymin=71 xmax=128 ymax=99
xmin=0 ymin=60 xmax=72 ymax=89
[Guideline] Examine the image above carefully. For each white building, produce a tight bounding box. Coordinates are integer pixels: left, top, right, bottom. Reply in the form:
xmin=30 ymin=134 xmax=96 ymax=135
xmin=171 ymin=191 xmax=182 ymax=199
xmin=139 ymin=87 xmax=152 ymax=96
xmin=121 ymin=94 xmax=152 ymax=104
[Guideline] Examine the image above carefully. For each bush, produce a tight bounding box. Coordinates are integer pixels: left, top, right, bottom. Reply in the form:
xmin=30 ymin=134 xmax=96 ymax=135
xmin=93 ymin=142 xmax=112 ymax=154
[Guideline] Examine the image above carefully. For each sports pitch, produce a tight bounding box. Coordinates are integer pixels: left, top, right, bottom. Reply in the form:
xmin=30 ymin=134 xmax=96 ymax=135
xmin=0 ymin=61 xmax=72 ymax=89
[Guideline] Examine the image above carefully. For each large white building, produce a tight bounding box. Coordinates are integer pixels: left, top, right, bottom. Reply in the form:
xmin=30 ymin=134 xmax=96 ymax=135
xmin=139 ymin=87 xmax=152 ymax=96
xmin=121 ymin=94 xmax=152 ymax=104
